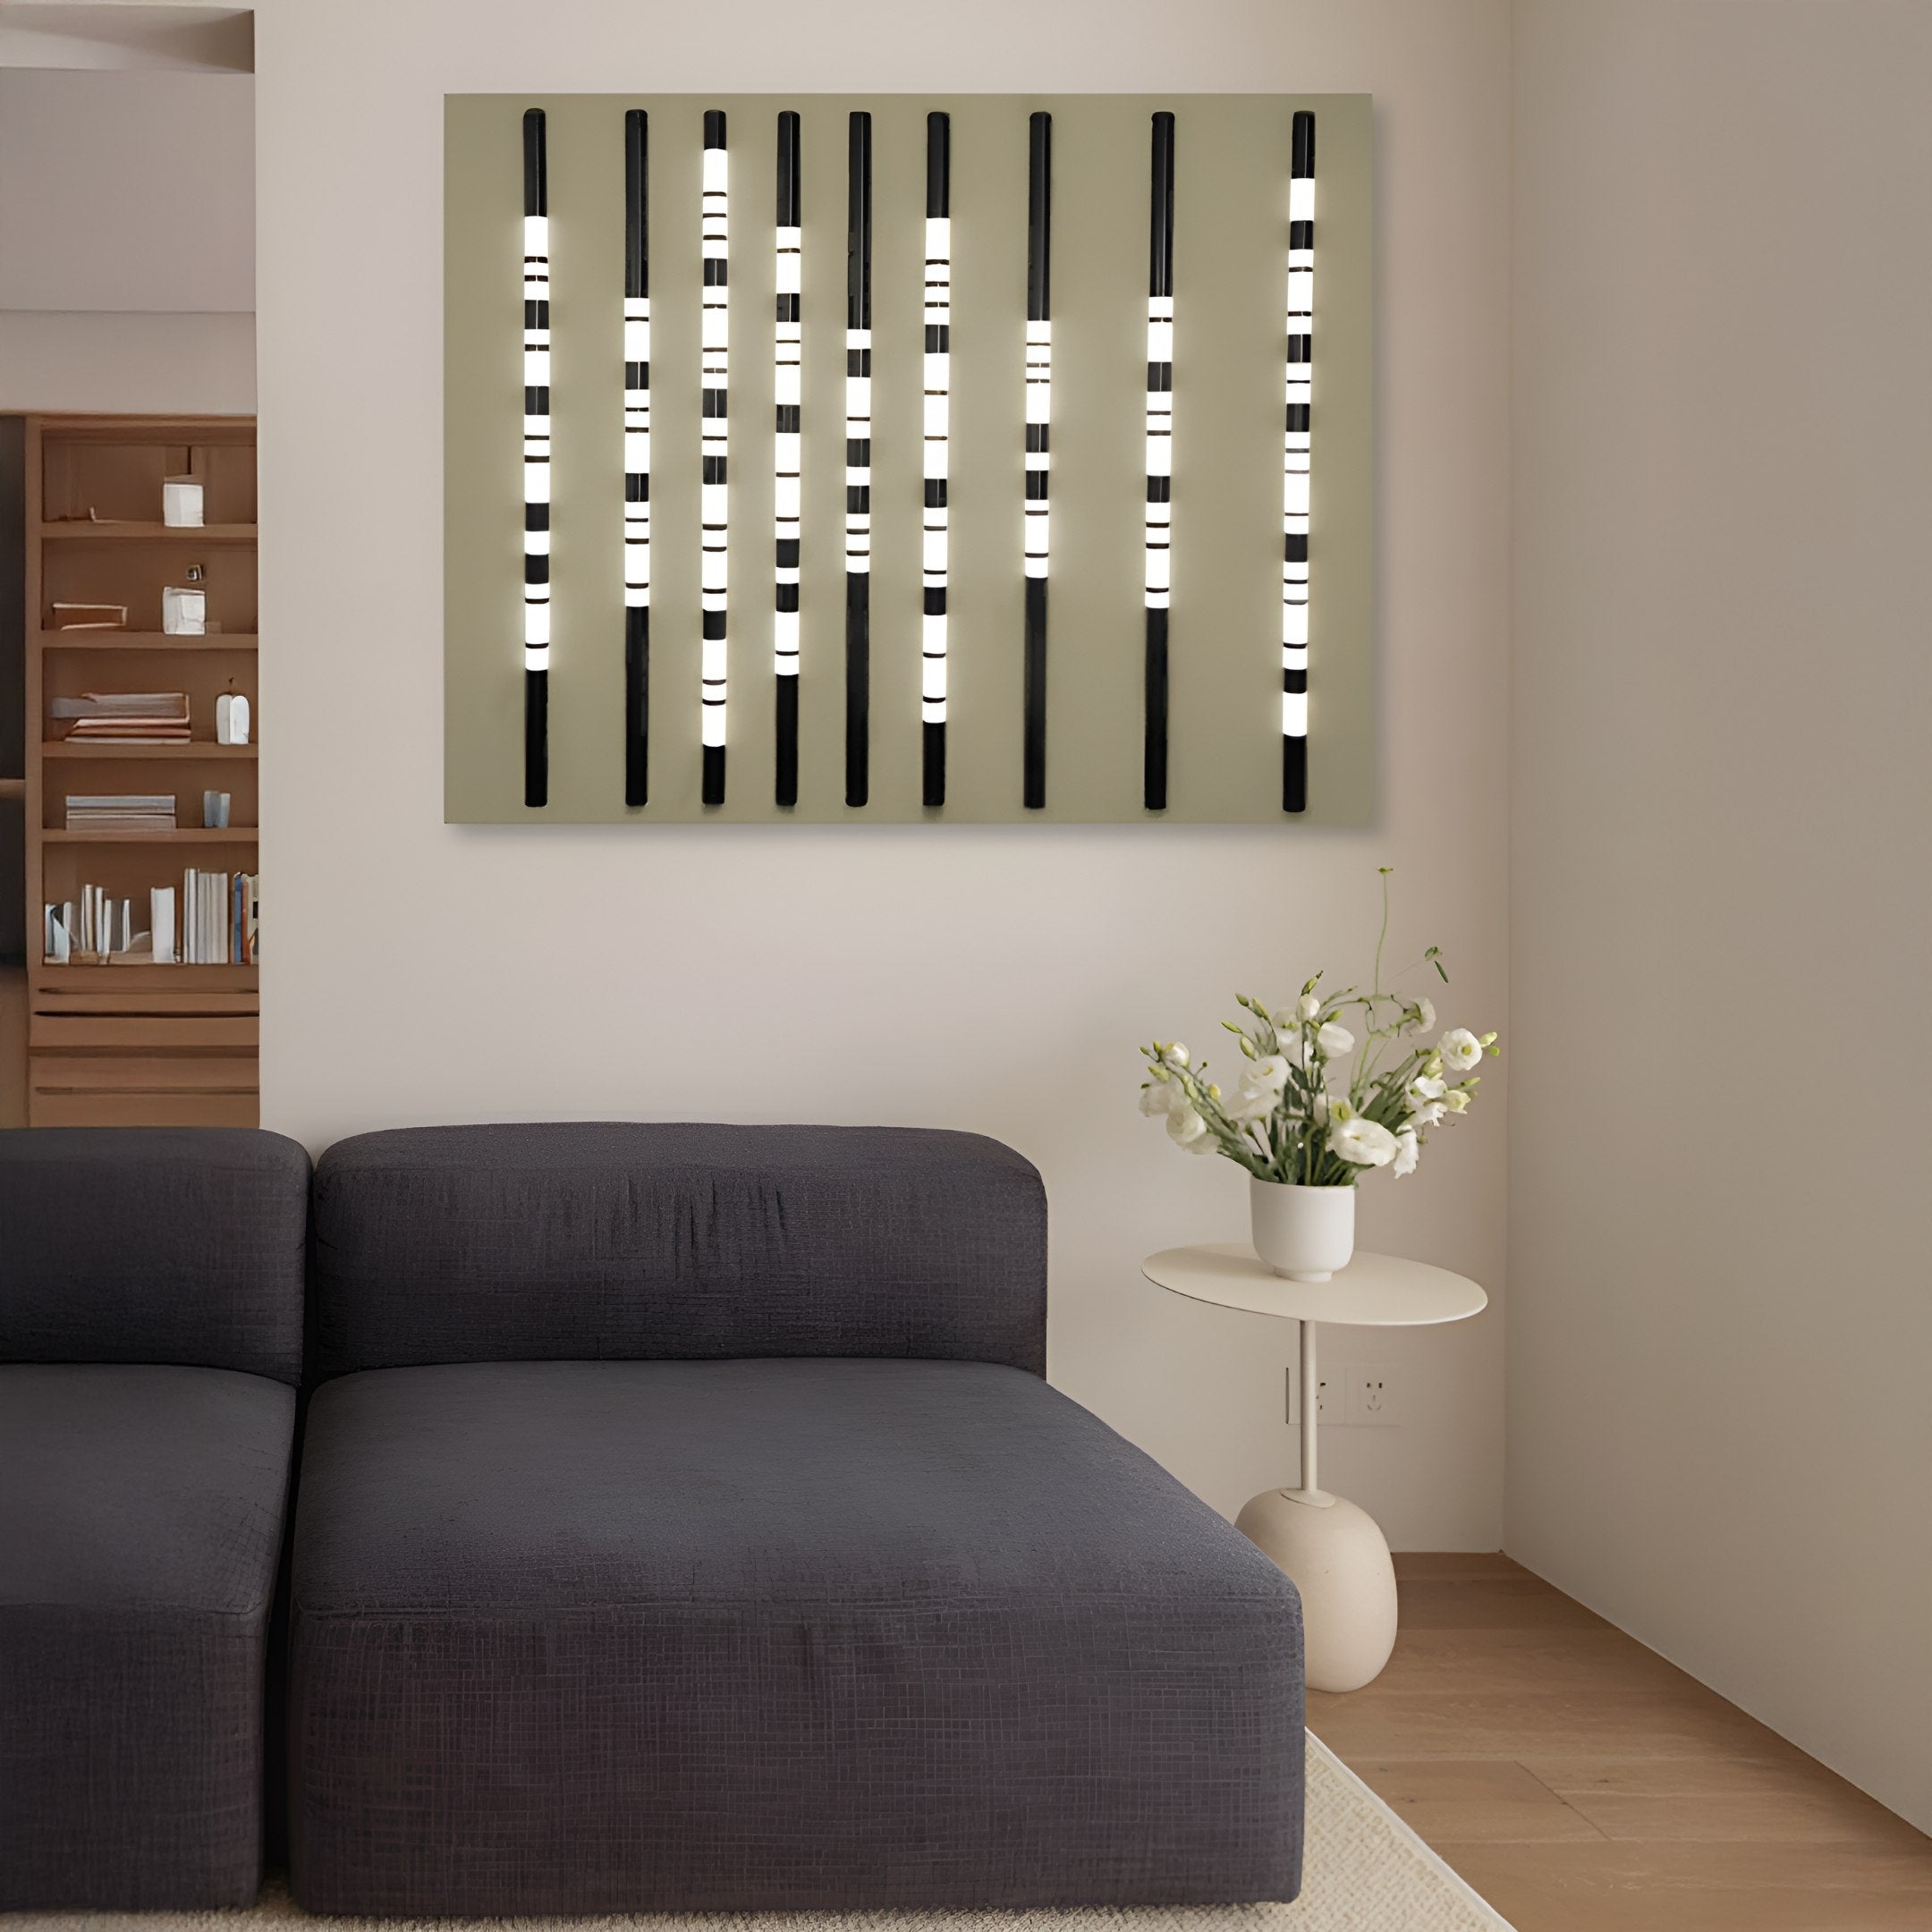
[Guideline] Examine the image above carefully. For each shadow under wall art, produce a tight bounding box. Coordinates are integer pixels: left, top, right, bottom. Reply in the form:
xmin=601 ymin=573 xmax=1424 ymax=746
xmin=445 ymin=94 xmax=1375 ymax=825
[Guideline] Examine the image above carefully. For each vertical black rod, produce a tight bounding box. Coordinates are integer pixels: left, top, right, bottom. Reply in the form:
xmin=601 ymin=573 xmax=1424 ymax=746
xmin=1022 ymin=111 xmax=1053 ymax=810
xmin=921 ymin=110 xmax=950 ymax=810
xmin=699 ymin=109 xmax=728 ymax=807
xmin=1284 ymin=108 xmax=1315 ymax=815
xmin=844 ymin=111 xmax=872 ymax=808
xmin=775 ymin=110 xmax=801 ymax=807
xmin=623 ymin=109 xmax=649 ymax=806
xmin=522 ymin=107 xmax=548 ymax=809
xmin=1143 ymin=111 xmax=1175 ymax=811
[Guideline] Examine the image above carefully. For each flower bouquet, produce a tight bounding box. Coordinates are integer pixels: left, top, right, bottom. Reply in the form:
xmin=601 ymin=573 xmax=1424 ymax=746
xmin=1138 ymin=872 xmax=1498 ymax=1279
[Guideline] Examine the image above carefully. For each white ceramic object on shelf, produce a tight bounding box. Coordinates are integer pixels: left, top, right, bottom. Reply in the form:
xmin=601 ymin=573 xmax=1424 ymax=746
xmin=163 ymin=476 xmax=204 ymax=527
xmin=216 ymin=693 xmax=250 ymax=745
xmin=1250 ymin=1177 xmax=1355 ymax=1281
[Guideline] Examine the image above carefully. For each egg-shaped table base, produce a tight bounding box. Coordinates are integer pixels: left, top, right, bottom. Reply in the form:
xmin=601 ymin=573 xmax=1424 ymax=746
xmin=1234 ymin=1485 xmax=1399 ymax=1693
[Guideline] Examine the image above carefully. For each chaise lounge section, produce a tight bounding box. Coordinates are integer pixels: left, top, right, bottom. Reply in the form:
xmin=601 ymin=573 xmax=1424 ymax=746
xmin=290 ymin=1123 xmax=1304 ymax=1914
xmin=0 ymin=1128 xmax=310 ymax=1911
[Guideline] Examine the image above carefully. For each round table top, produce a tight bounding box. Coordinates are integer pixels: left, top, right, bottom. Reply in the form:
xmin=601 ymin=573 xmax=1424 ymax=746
xmin=1142 ymin=1242 xmax=1487 ymax=1327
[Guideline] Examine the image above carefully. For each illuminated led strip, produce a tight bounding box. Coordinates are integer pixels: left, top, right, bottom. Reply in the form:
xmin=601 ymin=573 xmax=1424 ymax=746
xmin=844 ymin=111 xmax=872 ymax=808
xmin=1022 ymin=111 xmax=1052 ymax=810
xmin=699 ymin=110 xmax=728 ymax=805
xmin=623 ymin=108 xmax=650 ymax=807
xmin=774 ymin=111 xmax=801 ymax=807
xmin=1283 ymin=109 xmax=1315 ymax=813
xmin=921 ymin=111 xmax=951 ymax=809
xmin=521 ymin=108 xmax=550 ymax=809
xmin=1143 ymin=111 xmax=1175 ymax=812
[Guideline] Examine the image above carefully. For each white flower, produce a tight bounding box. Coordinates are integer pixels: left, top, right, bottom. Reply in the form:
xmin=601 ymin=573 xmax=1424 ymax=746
xmin=1157 ymin=1041 xmax=1191 ymax=1069
xmin=1298 ymin=991 xmax=1324 ymax=1021
xmin=1310 ymin=1089 xmax=1334 ymax=1126
xmin=1140 ymin=1080 xmax=1178 ymax=1118
xmin=1330 ymin=1116 xmax=1399 ymax=1166
xmin=1438 ymin=1028 xmax=1482 ymax=1073
xmin=1392 ymin=1127 xmax=1419 ymax=1177
xmin=1186 ymin=1125 xmax=1223 ymax=1156
xmin=1409 ymin=1100 xmax=1447 ymax=1129
xmin=1445 ymin=1089 xmax=1470 ymax=1114
xmin=1277 ymin=1030 xmax=1314 ymax=1069
xmin=1406 ymin=996 xmax=1436 ymax=1034
xmin=1245 ymin=1054 xmax=1292 ymax=1095
xmin=1165 ymin=1104 xmax=1208 ymax=1147
xmin=1406 ymin=1073 xmax=1447 ymax=1107
xmin=1227 ymin=1054 xmax=1292 ymax=1122
xmin=1315 ymin=1021 xmax=1356 ymax=1059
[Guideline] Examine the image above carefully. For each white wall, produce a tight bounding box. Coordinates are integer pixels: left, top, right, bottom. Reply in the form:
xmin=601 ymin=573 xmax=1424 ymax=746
xmin=253 ymin=0 xmax=1513 ymax=1548
xmin=0 ymin=67 xmax=254 ymax=412
xmin=1510 ymin=0 xmax=1932 ymax=1832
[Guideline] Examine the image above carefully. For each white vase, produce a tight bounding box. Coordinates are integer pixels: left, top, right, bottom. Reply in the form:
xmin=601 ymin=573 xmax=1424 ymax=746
xmin=1250 ymin=1178 xmax=1356 ymax=1282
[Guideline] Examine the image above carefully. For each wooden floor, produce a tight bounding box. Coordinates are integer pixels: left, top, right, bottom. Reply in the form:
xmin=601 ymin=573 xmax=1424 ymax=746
xmin=1309 ymin=1554 xmax=1932 ymax=1932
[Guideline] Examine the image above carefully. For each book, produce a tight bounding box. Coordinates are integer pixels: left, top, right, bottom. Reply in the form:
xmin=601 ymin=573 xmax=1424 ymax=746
xmin=151 ymin=886 xmax=176 ymax=964
xmin=50 ymin=602 xmax=129 ymax=631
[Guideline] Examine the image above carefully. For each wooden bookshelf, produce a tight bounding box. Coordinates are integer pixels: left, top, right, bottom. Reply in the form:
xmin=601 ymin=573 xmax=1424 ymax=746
xmin=22 ymin=414 xmax=258 ymax=1127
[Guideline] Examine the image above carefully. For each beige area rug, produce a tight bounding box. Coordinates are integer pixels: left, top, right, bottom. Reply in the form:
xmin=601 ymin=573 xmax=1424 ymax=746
xmin=4 ymin=1735 xmax=1511 ymax=1932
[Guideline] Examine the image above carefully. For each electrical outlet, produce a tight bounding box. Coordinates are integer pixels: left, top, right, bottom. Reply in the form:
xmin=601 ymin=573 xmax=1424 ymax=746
xmin=1284 ymin=1366 xmax=1339 ymax=1427
xmin=1345 ymin=1364 xmax=1402 ymax=1428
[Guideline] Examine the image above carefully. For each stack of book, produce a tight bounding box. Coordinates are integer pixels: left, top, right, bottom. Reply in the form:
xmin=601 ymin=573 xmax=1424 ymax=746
xmin=43 ymin=873 xmax=258 ymax=966
xmin=64 ymin=793 xmax=177 ymax=834
xmin=49 ymin=692 xmax=191 ymax=743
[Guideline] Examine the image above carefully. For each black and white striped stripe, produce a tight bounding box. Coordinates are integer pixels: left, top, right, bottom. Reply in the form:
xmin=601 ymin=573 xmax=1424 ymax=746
xmin=921 ymin=112 xmax=951 ymax=808
xmin=774 ymin=111 xmax=801 ymax=807
xmin=1283 ymin=109 xmax=1314 ymax=814
xmin=521 ymin=108 xmax=549 ymax=808
xmin=699 ymin=110 xmax=728 ymax=804
xmin=844 ymin=111 xmax=872 ymax=809
xmin=1022 ymin=111 xmax=1052 ymax=810
xmin=623 ymin=108 xmax=650 ymax=806
xmin=1143 ymin=110 xmax=1175 ymax=812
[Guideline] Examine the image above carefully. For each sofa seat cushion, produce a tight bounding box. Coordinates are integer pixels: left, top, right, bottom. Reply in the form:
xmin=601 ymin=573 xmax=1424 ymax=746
xmin=290 ymin=1358 xmax=1303 ymax=1915
xmin=0 ymin=1364 xmax=296 ymax=1909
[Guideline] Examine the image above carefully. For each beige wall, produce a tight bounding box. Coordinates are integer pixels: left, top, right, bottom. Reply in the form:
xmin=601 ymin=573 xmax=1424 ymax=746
xmin=254 ymin=0 xmax=1512 ymax=1548
xmin=1510 ymin=0 xmax=1932 ymax=1831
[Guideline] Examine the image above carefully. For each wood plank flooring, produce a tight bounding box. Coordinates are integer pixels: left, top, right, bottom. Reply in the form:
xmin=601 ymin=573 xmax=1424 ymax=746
xmin=1308 ymin=1554 xmax=1932 ymax=1932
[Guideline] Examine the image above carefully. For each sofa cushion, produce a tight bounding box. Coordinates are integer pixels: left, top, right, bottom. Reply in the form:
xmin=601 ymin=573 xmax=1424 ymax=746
xmin=0 ymin=1364 xmax=297 ymax=1909
xmin=0 ymin=1128 xmax=310 ymax=1383
xmin=290 ymin=1358 xmax=1302 ymax=1914
xmin=310 ymin=1123 xmax=1046 ymax=1379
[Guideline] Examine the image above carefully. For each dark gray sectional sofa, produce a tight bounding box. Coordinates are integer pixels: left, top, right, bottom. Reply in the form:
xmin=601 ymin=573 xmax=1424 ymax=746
xmin=3 ymin=1122 xmax=1306 ymax=1915
xmin=0 ymin=1128 xmax=310 ymax=1911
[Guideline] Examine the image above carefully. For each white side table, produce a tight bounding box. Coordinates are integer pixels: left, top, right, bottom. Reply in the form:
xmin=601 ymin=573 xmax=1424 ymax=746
xmin=1142 ymin=1243 xmax=1487 ymax=1693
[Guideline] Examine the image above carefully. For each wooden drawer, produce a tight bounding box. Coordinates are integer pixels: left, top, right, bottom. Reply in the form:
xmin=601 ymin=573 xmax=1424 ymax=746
xmin=29 ymin=1054 xmax=259 ymax=1128
xmin=30 ymin=1011 xmax=258 ymax=1053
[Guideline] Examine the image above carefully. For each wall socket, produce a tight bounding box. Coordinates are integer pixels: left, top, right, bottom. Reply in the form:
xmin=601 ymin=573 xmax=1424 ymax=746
xmin=1345 ymin=1364 xmax=1401 ymax=1427
xmin=1284 ymin=1366 xmax=1336 ymax=1427
xmin=1287 ymin=1363 xmax=1403 ymax=1427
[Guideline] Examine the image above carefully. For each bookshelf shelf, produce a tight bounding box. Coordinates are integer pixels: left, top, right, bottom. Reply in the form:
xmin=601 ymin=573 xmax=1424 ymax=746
xmin=44 ymin=828 xmax=258 ymax=844
xmin=38 ymin=521 xmax=258 ymax=544
xmin=20 ymin=413 xmax=261 ymax=1126
xmin=0 ymin=777 xmax=24 ymax=802
xmin=40 ymin=632 xmax=258 ymax=650
xmin=43 ymin=741 xmax=258 ymax=760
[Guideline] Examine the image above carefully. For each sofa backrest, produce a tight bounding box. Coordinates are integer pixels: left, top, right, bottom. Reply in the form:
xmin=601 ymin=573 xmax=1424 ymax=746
xmin=0 ymin=1127 xmax=309 ymax=1383
xmin=311 ymin=1123 xmax=1047 ymax=1378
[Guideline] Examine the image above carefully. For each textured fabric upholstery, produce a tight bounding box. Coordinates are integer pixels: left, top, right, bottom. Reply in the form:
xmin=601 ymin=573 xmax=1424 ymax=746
xmin=0 ymin=1128 xmax=310 ymax=1384
xmin=310 ymin=1123 xmax=1046 ymax=1379
xmin=0 ymin=1364 xmax=297 ymax=1909
xmin=289 ymin=1359 xmax=1303 ymax=1914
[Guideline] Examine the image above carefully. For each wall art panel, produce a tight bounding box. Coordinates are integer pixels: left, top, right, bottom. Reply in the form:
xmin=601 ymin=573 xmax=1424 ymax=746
xmin=445 ymin=93 xmax=1374 ymax=824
